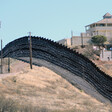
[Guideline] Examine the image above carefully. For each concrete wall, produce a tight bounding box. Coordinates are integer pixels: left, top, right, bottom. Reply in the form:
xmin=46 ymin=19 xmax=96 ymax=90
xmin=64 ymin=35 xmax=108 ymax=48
xmin=86 ymin=27 xmax=112 ymax=41
xmin=71 ymin=36 xmax=91 ymax=47
xmin=58 ymin=36 xmax=92 ymax=47
xmin=100 ymin=49 xmax=112 ymax=61
xmin=72 ymin=36 xmax=81 ymax=46
xmin=66 ymin=38 xmax=72 ymax=47
xmin=58 ymin=38 xmax=71 ymax=47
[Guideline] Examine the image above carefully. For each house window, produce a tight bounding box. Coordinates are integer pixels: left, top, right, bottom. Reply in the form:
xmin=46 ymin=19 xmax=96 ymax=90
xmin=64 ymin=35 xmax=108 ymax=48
xmin=107 ymin=24 xmax=112 ymax=26
xmin=99 ymin=24 xmax=105 ymax=26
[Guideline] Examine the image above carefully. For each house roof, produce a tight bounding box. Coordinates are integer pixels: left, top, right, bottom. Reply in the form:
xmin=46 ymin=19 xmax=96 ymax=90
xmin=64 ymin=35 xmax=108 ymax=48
xmin=96 ymin=18 xmax=112 ymax=24
xmin=86 ymin=13 xmax=112 ymax=26
xmin=103 ymin=12 xmax=112 ymax=18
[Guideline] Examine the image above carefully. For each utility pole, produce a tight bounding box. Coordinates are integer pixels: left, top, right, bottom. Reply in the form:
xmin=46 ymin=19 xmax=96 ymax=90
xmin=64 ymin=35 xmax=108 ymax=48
xmin=29 ymin=32 xmax=33 ymax=69
xmin=1 ymin=39 xmax=3 ymax=74
xmin=71 ymin=30 xmax=73 ymax=46
xmin=0 ymin=21 xmax=2 ymax=74
xmin=8 ymin=57 xmax=10 ymax=73
xmin=81 ymin=33 xmax=84 ymax=48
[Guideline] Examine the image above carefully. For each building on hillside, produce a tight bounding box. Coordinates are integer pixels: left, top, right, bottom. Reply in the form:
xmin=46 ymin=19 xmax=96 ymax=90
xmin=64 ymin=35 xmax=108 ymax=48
xmin=100 ymin=49 xmax=112 ymax=61
xmin=58 ymin=13 xmax=112 ymax=47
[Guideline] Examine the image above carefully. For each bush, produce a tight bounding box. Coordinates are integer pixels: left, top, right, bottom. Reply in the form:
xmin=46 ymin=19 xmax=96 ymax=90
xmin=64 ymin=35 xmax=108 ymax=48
xmin=91 ymin=35 xmax=107 ymax=46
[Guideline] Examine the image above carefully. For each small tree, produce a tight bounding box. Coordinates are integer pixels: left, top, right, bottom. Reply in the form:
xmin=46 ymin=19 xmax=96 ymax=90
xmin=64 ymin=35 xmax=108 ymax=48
xmin=91 ymin=35 xmax=107 ymax=48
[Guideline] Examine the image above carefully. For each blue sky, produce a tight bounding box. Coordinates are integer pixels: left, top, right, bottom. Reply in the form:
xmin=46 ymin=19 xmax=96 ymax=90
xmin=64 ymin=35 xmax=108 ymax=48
xmin=0 ymin=0 xmax=112 ymax=46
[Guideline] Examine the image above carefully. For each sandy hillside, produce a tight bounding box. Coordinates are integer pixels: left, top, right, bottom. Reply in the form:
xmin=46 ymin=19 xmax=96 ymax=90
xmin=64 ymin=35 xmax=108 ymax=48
xmin=94 ymin=60 xmax=112 ymax=77
xmin=0 ymin=59 xmax=112 ymax=112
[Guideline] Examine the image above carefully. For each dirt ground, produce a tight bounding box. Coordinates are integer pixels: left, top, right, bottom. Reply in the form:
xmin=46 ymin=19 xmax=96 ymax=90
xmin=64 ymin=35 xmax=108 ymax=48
xmin=0 ymin=59 xmax=112 ymax=112
xmin=93 ymin=60 xmax=112 ymax=77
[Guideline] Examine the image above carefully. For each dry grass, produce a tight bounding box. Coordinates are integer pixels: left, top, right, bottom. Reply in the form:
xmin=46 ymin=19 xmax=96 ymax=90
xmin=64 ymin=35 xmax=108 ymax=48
xmin=94 ymin=60 xmax=112 ymax=77
xmin=0 ymin=95 xmax=49 ymax=112
xmin=0 ymin=59 xmax=112 ymax=111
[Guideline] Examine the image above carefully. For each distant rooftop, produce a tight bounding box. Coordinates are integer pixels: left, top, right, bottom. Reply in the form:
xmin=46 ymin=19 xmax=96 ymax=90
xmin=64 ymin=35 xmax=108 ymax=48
xmin=86 ymin=13 xmax=112 ymax=26
xmin=97 ymin=18 xmax=112 ymax=24
xmin=103 ymin=12 xmax=112 ymax=19
xmin=97 ymin=13 xmax=112 ymax=24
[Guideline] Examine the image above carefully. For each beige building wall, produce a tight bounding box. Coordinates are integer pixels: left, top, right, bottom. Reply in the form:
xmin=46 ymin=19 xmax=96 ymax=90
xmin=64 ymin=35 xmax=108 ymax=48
xmin=72 ymin=36 xmax=81 ymax=46
xmin=100 ymin=50 xmax=112 ymax=61
xmin=71 ymin=36 xmax=91 ymax=47
xmin=86 ymin=28 xmax=112 ymax=41
xmin=58 ymin=38 xmax=71 ymax=47
xmin=83 ymin=37 xmax=91 ymax=45
xmin=58 ymin=36 xmax=91 ymax=47
xmin=66 ymin=38 xmax=72 ymax=47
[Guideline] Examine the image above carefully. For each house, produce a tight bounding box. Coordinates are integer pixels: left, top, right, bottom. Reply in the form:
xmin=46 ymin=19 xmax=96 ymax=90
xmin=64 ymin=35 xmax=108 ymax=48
xmin=58 ymin=13 xmax=112 ymax=47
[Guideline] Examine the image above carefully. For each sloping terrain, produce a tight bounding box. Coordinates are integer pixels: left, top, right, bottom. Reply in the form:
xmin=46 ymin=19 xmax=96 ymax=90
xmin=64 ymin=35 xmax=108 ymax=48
xmin=73 ymin=46 xmax=112 ymax=77
xmin=2 ymin=36 xmax=112 ymax=103
xmin=0 ymin=59 xmax=112 ymax=112
xmin=1 ymin=36 xmax=112 ymax=108
xmin=94 ymin=60 xmax=112 ymax=77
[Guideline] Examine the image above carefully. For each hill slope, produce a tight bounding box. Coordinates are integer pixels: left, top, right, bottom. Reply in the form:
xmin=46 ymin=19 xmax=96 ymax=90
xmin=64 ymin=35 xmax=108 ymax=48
xmin=0 ymin=59 xmax=112 ymax=112
xmin=2 ymin=36 xmax=112 ymax=103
